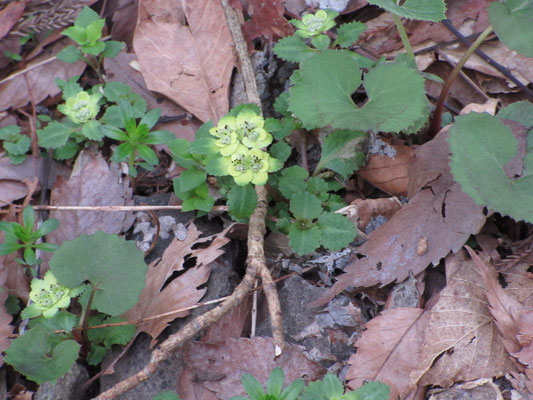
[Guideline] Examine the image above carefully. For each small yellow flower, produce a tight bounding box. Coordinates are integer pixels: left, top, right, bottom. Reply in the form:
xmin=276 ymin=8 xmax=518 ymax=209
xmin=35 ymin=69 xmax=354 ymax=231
xmin=23 ymin=271 xmax=71 ymax=319
xmin=228 ymin=146 xmax=270 ymax=186
xmin=58 ymin=91 xmax=101 ymax=124
xmin=236 ymin=110 xmax=272 ymax=149
xmin=291 ymin=10 xmax=338 ymax=38
xmin=209 ymin=115 xmax=240 ymax=156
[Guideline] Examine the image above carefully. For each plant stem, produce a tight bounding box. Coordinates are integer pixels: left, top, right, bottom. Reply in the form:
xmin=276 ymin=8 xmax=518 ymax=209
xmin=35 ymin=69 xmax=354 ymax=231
xmin=393 ymin=14 xmax=415 ymax=62
xmin=428 ymin=25 xmax=493 ymax=137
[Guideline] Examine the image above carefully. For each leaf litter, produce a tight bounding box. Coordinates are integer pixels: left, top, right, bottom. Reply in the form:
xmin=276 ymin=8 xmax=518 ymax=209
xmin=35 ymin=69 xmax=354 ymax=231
xmin=3 ymin=0 xmax=533 ymax=398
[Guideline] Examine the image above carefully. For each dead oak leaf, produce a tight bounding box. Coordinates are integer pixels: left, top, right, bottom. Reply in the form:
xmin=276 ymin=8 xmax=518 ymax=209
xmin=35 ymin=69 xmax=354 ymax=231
xmin=123 ymin=224 xmax=231 ymax=347
xmin=133 ymin=0 xmax=235 ymax=123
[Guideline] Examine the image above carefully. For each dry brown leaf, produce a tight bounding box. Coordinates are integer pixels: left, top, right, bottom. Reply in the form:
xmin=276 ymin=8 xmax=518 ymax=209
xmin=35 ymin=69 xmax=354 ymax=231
xmin=0 ymin=154 xmax=70 ymax=206
xmin=413 ymin=251 xmax=517 ymax=388
xmin=0 ymin=2 xmax=26 ymax=39
xmin=241 ymin=0 xmax=294 ymax=47
xmin=180 ymin=336 xmax=325 ymax=399
xmin=503 ymin=264 xmax=533 ymax=309
xmin=0 ymin=39 xmax=85 ymax=111
xmin=311 ymin=129 xmax=486 ymax=307
xmin=124 ymin=224 xmax=231 ymax=346
xmin=358 ymin=141 xmax=414 ymax=196
xmin=346 ymin=307 xmax=428 ymax=398
xmin=202 ymin=294 xmax=252 ymax=343
xmin=348 ymin=197 xmax=402 ymax=231
xmin=0 ymin=267 xmax=14 ymax=366
xmin=103 ymin=50 xmax=201 ymax=142
xmin=47 ymin=148 xmax=134 ymax=244
xmin=133 ymin=0 xmax=236 ymax=123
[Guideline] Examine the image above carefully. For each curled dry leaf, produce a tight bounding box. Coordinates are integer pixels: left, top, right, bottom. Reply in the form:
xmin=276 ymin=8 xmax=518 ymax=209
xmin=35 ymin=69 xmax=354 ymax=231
xmin=47 ymin=148 xmax=134 ymax=244
xmin=133 ymin=0 xmax=236 ymax=123
xmin=346 ymin=197 xmax=402 ymax=231
xmin=358 ymin=141 xmax=414 ymax=196
xmin=311 ymin=129 xmax=486 ymax=307
xmin=123 ymin=224 xmax=231 ymax=347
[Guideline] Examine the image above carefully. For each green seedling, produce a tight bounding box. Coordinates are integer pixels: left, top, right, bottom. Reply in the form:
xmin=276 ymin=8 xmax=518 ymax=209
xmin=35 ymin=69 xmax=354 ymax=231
xmin=56 ymin=6 xmax=123 ymax=81
xmin=101 ymin=101 xmax=175 ymax=177
xmin=300 ymin=373 xmax=389 ymax=400
xmin=0 ymin=206 xmax=58 ymax=266
xmin=230 ymin=367 xmax=305 ymax=400
xmin=0 ymin=125 xmax=30 ymax=164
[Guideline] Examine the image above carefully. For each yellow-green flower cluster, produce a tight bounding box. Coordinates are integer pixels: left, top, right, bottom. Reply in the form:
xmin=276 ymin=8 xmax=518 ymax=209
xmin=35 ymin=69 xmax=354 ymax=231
xmin=58 ymin=90 xmax=101 ymax=124
xmin=210 ymin=109 xmax=277 ymax=186
xmin=291 ymin=10 xmax=338 ymax=38
xmin=22 ymin=271 xmax=72 ymax=319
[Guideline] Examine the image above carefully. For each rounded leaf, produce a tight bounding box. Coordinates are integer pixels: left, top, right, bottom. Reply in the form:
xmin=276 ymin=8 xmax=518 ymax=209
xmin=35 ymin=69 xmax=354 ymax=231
xmin=50 ymin=232 xmax=147 ymax=316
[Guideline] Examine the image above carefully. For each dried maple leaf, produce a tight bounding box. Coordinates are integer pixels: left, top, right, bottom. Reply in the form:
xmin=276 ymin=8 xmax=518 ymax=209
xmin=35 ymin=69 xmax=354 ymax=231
xmin=412 ymin=251 xmax=517 ymax=388
xmin=133 ymin=0 xmax=235 ymax=123
xmin=123 ymin=224 xmax=231 ymax=347
xmin=241 ymin=0 xmax=293 ymax=47
xmin=47 ymin=148 xmax=134 ymax=244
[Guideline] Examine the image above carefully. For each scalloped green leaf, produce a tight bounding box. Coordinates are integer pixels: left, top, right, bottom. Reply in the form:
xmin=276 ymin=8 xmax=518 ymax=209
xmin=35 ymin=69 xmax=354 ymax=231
xmin=289 ymin=225 xmax=321 ymax=256
xmin=274 ymin=36 xmax=318 ymax=63
xmin=290 ymin=192 xmax=322 ymax=220
xmin=227 ymin=184 xmax=258 ymax=220
xmin=353 ymin=380 xmax=390 ymax=400
xmin=316 ymin=130 xmax=366 ymax=176
xmin=368 ymin=0 xmax=447 ymax=21
xmin=50 ymin=232 xmax=147 ymax=316
xmin=37 ymin=122 xmax=75 ymax=149
xmin=449 ymin=112 xmax=533 ymax=224
xmin=318 ymin=212 xmax=356 ymax=251
xmin=335 ymin=21 xmax=366 ymax=48
xmin=4 ymin=325 xmax=80 ymax=384
xmin=488 ymin=0 xmax=533 ymax=57
xmin=498 ymin=100 xmax=533 ymax=129
xmin=288 ymin=51 xmax=428 ymax=133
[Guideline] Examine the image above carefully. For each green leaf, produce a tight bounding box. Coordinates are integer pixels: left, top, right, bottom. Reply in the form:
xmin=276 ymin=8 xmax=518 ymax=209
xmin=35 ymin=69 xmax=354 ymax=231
xmin=103 ymin=81 xmax=131 ymax=102
xmin=0 ymin=242 xmax=21 ymax=255
xmin=311 ymin=34 xmax=330 ymax=51
xmin=37 ymin=122 xmax=75 ymax=149
xmin=498 ymin=100 xmax=533 ymax=129
xmin=488 ymin=0 xmax=533 ymax=57
xmin=168 ymin=138 xmax=195 ymax=167
xmin=189 ymin=137 xmax=219 ymax=155
xmin=241 ymin=373 xmax=265 ymax=399
xmin=22 ymin=206 xmax=34 ymax=231
xmin=176 ymin=168 xmax=207 ymax=191
xmin=142 ymin=130 xmax=176 ymax=145
xmin=88 ymin=315 xmax=135 ymax=349
xmin=274 ymin=35 xmax=318 ymax=63
xmin=306 ymin=177 xmax=329 ymax=201
xmin=4 ymin=134 xmax=30 ymax=155
xmin=50 ymin=232 xmax=147 ymax=316
xmin=205 ymin=156 xmax=230 ymax=176
xmin=192 ymin=194 xmax=215 ymax=212
xmin=269 ymin=141 xmax=291 ymax=164
xmin=227 ymin=184 xmax=258 ymax=220
xmin=139 ymin=108 xmax=161 ymax=130
xmin=137 ymin=144 xmax=159 ymax=165
xmin=367 ymin=0 xmax=447 ymax=21
xmin=111 ymin=142 xmax=133 ymax=163
xmin=449 ymin=112 xmax=533 ymax=224
xmin=34 ymin=218 xmax=59 ymax=238
xmin=267 ymin=367 xmax=284 ymax=396
xmin=85 ymin=19 xmax=105 ymax=43
xmin=316 ymin=130 xmax=366 ymax=176
xmin=318 ymin=213 xmax=356 ymax=251
xmin=322 ymin=373 xmax=344 ymax=398
xmin=278 ymin=166 xmax=308 ymax=199
xmin=87 ymin=345 xmax=107 ymax=366
xmin=75 ymin=6 xmax=101 ymax=28
xmin=274 ymin=92 xmax=291 ymax=117
xmin=289 ymin=224 xmax=321 ymax=255
xmin=101 ymin=125 xmax=128 ymax=141
xmin=335 ymin=21 xmax=366 ymax=48
xmin=280 ymin=379 xmax=305 ymax=400
xmin=81 ymin=120 xmax=104 ymax=140
xmin=290 ymin=192 xmax=322 ymax=220
xmin=0 ymin=124 xmax=20 ymax=140
xmin=4 ymin=325 xmax=80 ymax=384
xmin=101 ymin=40 xmax=123 ymax=58
xmin=56 ymin=45 xmax=83 ymax=63
xmin=54 ymin=141 xmax=80 ymax=160
xmin=352 ymin=381 xmax=390 ymax=400
xmin=153 ymin=391 xmax=182 ymax=400
xmin=62 ymin=26 xmax=86 ymax=45
xmin=288 ymin=50 xmax=361 ymax=130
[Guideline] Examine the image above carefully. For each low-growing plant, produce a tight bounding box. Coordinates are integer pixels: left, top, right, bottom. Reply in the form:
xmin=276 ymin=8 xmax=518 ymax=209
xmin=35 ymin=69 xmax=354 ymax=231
xmin=56 ymin=6 xmax=123 ymax=81
xmin=0 ymin=206 xmax=58 ymax=267
xmin=0 ymin=125 xmax=30 ymax=164
xmin=4 ymin=231 xmax=146 ymax=383
xmin=230 ymin=368 xmax=389 ymax=400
